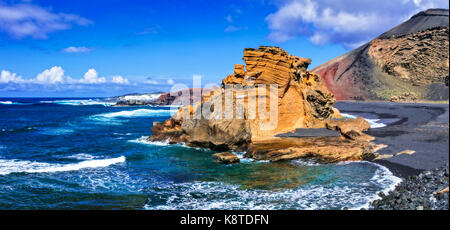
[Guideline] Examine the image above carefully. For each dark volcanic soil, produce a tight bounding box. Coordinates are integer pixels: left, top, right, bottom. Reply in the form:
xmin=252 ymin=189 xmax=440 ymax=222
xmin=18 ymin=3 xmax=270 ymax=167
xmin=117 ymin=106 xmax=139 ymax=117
xmin=336 ymin=101 xmax=449 ymax=210
xmin=335 ymin=101 xmax=449 ymax=178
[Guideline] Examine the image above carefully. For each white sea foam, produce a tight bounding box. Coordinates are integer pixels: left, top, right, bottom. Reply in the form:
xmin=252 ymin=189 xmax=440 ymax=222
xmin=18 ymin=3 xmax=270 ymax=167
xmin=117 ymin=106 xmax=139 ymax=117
xmin=74 ymin=166 xmax=144 ymax=193
xmin=341 ymin=113 xmax=387 ymax=128
xmin=113 ymin=133 xmax=132 ymax=136
xmin=232 ymin=151 xmax=264 ymax=163
xmin=348 ymin=161 xmax=402 ymax=210
xmin=95 ymin=109 xmax=173 ymax=118
xmin=291 ymin=158 xmax=321 ymax=166
xmin=119 ymin=94 xmax=162 ymax=102
xmin=40 ymin=99 xmax=115 ymax=106
xmin=0 ymin=101 xmax=30 ymax=105
xmin=140 ymin=159 xmax=402 ymax=210
xmin=65 ymin=153 xmax=98 ymax=160
xmin=144 ymin=161 xmax=401 ymax=210
xmin=0 ymin=156 xmax=125 ymax=175
xmin=129 ymin=136 xmax=225 ymax=153
xmin=128 ymin=136 xmax=171 ymax=146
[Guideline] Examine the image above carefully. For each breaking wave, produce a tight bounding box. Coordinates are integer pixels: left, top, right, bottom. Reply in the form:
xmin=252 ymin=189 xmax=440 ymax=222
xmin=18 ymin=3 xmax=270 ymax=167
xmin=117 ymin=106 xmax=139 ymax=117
xmin=40 ymin=99 xmax=115 ymax=106
xmin=0 ymin=156 xmax=125 ymax=175
xmin=341 ymin=113 xmax=387 ymax=128
xmin=94 ymin=109 xmax=173 ymax=118
xmin=128 ymin=136 xmax=171 ymax=146
xmin=129 ymin=136 xmax=217 ymax=152
xmin=0 ymin=101 xmax=31 ymax=105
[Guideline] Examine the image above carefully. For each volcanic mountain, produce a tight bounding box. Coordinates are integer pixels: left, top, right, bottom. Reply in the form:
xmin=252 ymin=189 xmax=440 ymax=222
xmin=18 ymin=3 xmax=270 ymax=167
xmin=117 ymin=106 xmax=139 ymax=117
xmin=312 ymin=9 xmax=449 ymax=101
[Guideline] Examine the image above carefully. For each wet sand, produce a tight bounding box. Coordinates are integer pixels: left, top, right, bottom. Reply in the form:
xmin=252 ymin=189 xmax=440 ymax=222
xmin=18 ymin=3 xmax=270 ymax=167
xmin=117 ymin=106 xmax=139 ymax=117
xmin=335 ymin=101 xmax=449 ymax=178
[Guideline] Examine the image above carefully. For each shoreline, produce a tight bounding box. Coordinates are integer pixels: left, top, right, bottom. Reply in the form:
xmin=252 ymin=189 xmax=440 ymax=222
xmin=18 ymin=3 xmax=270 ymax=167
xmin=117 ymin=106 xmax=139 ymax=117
xmin=335 ymin=101 xmax=449 ymax=179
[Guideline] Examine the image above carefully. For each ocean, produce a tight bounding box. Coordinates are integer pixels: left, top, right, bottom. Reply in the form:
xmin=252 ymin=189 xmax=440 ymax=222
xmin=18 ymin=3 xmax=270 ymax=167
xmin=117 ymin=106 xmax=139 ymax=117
xmin=0 ymin=98 xmax=401 ymax=210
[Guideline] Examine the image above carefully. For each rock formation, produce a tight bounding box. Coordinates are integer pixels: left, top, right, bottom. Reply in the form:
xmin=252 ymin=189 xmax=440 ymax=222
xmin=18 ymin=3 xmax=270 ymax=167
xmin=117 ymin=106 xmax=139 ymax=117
xmin=312 ymin=9 xmax=449 ymax=101
xmin=149 ymin=46 xmax=384 ymax=163
xmin=212 ymin=152 xmax=240 ymax=164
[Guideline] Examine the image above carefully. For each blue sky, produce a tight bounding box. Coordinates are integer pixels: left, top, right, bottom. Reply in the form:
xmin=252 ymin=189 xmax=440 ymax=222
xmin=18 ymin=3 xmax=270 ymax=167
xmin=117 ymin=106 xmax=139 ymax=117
xmin=1 ymin=0 xmax=448 ymax=97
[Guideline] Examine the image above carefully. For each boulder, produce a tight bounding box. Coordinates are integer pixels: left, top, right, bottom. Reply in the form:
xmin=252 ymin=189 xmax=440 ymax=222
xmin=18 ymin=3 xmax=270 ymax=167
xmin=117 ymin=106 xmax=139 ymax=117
xmin=325 ymin=117 xmax=374 ymax=141
xmin=212 ymin=152 xmax=240 ymax=164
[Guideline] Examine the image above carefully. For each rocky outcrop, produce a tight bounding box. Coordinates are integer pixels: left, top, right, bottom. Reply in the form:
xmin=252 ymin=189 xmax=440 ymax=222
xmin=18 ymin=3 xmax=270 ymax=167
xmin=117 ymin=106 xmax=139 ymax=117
xmin=212 ymin=152 xmax=240 ymax=164
xmin=325 ymin=117 xmax=373 ymax=141
xmin=313 ymin=9 xmax=449 ymax=101
xmin=149 ymin=46 xmax=382 ymax=163
xmin=245 ymin=136 xmax=376 ymax=163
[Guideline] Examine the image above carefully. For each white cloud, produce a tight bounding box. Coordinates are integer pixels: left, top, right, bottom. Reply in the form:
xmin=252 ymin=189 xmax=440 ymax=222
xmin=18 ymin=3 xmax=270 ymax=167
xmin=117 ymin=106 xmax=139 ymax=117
xmin=111 ymin=75 xmax=130 ymax=85
xmin=1 ymin=70 xmax=25 ymax=83
xmin=36 ymin=66 xmax=65 ymax=84
xmin=0 ymin=67 xmax=141 ymax=98
xmin=0 ymin=3 xmax=92 ymax=39
xmin=62 ymin=46 xmax=92 ymax=53
xmin=266 ymin=0 xmax=449 ymax=48
xmin=80 ymin=69 xmax=106 ymax=84
xmin=167 ymin=79 xmax=175 ymax=84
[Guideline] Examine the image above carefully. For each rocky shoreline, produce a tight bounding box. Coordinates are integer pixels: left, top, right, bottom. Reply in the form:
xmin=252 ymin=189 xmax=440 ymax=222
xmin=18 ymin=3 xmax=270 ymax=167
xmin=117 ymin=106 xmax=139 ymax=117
xmin=369 ymin=163 xmax=449 ymax=210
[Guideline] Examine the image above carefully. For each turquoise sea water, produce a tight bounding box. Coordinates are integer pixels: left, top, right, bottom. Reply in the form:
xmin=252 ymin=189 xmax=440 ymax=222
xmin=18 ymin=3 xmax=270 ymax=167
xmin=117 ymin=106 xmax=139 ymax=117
xmin=0 ymin=98 xmax=401 ymax=210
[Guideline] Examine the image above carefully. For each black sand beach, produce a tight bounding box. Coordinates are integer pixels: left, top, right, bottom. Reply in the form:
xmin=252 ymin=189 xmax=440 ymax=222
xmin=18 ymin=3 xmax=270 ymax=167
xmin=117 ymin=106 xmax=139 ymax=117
xmin=335 ymin=101 xmax=449 ymax=178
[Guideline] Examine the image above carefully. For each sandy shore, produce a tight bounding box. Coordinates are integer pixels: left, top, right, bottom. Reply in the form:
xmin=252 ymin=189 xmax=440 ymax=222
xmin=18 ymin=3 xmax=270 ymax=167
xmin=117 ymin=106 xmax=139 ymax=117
xmin=335 ymin=101 xmax=449 ymax=178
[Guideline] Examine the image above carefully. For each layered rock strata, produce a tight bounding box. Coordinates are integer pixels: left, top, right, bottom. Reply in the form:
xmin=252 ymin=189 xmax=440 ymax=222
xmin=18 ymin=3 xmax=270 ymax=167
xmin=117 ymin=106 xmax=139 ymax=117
xmin=149 ymin=46 xmax=383 ymax=163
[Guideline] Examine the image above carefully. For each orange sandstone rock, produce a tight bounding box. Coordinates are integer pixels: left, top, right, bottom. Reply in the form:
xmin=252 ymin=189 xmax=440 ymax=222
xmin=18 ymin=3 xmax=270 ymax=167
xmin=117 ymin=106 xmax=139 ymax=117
xmin=149 ymin=46 xmax=377 ymax=163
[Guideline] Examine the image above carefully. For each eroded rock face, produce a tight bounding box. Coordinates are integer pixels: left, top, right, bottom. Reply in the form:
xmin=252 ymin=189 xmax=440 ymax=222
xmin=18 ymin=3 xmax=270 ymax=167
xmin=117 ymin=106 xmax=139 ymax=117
xmin=223 ymin=46 xmax=339 ymax=134
xmin=149 ymin=46 xmax=378 ymax=163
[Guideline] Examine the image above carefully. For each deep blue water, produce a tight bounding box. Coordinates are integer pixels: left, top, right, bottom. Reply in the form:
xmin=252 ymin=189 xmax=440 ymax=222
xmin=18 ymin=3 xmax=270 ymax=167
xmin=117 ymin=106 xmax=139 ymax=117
xmin=0 ymin=98 xmax=401 ymax=210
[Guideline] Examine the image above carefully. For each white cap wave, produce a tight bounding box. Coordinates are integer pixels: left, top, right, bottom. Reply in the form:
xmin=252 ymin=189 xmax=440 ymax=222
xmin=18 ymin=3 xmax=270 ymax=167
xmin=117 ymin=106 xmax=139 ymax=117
xmin=0 ymin=156 xmax=125 ymax=175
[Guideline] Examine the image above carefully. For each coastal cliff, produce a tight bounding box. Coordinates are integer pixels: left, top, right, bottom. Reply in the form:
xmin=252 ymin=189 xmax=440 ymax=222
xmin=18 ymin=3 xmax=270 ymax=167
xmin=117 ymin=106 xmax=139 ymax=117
xmin=149 ymin=46 xmax=383 ymax=163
